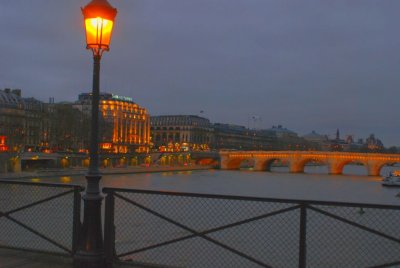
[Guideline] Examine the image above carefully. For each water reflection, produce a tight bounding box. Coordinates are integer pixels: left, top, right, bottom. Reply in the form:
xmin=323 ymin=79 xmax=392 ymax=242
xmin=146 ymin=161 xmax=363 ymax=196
xmin=343 ymin=164 xmax=368 ymax=176
xmin=60 ymin=176 xmax=72 ymax=183
xmin=304 ymin=165 xmax=328 ymax=174
xmin=31 ymin=178 xmax=41 ymax=182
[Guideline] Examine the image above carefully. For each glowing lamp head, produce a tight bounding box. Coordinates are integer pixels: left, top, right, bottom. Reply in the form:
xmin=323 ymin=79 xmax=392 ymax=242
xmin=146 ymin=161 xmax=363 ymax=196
xmin=82 ymin=0 xmax=117 ymax=55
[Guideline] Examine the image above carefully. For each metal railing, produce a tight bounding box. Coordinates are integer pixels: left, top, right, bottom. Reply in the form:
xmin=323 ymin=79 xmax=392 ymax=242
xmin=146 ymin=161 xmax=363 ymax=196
xmin=0 ymin=180 xmax=84 ymax=256
xmin=103 ymin=187 xmax=400 ymax=268
xmin=2 ymin=180 xmax=399 ymax=267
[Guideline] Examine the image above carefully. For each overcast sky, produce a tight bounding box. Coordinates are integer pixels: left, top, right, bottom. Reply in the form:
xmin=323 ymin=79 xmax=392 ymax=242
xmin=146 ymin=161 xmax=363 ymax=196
xmin=1 ymin=1 xmax=400 ymax=146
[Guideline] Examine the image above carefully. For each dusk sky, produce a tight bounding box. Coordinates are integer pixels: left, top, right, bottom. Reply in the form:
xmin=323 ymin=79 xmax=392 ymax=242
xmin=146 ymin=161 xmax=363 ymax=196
xmin=1 ymin=1 xmax=400 ymax=146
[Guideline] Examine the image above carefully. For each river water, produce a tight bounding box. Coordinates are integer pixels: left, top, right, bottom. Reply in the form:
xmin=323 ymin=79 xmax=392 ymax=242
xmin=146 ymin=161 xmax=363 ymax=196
xmin=33 ymin=165 xmax=400 ymax=205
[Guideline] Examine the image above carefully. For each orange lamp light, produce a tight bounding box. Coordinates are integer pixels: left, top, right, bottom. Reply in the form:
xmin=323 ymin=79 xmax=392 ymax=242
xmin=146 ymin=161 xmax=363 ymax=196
xmin=82 ymin=0 xmax=117 ymax=55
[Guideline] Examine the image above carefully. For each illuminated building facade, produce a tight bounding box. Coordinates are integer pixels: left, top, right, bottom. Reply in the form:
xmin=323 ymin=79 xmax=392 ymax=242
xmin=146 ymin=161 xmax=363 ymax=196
xmin=151 ymin=115 xmax=213 ymax=152
xmin=75 ymin=93 xmax=150 ymax=153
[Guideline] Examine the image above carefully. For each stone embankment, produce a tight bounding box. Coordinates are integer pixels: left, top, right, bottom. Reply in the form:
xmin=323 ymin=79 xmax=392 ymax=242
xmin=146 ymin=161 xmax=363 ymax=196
xmin=0 ymin=164 xmax=213 ymax=180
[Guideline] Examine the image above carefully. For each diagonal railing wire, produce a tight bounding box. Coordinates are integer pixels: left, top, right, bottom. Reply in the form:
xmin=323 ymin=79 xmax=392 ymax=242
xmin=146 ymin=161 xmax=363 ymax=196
xmin=0 ymin=180 xmax=84 ymax=256
xmin=114 ymin=192 xmax=302 ymax=268
xmin=119 ymin=204 xmax=301 ymax=258
xmin=103 ymin=188 xmax=400 ymax=268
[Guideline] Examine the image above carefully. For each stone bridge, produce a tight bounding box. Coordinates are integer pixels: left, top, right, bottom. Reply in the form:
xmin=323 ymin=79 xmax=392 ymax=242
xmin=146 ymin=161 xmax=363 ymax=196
xmin=219 ymin=151 xmax=400 ymax=176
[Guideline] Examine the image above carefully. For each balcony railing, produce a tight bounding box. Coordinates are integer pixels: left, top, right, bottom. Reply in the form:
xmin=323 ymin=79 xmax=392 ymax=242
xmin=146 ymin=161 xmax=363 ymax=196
xmin=103 ymin=188 xmax=400 ymax=268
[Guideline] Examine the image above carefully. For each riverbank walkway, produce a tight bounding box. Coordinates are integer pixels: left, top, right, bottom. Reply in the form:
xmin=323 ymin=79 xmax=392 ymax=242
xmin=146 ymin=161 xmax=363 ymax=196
xmin=0 ymin=248 xmax=144 ymax=268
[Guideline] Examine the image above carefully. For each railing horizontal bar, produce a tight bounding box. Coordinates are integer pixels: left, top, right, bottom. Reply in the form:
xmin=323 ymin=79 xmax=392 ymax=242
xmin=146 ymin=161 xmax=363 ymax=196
xmin=118 ymin=204 xmax=301 ymax=256
xmin=0 ymin=245 xmax=71 ymax=258
xmin=4 ymin=214 xmax=72 ymax=254
xmin=369 ymin=260 xmax=400 ymax=268
xmin=0 ymin=179 xmax=84 ymax=190
xmin=103 ymin=187 xmax=400 ymax=210
xmin=309 ymin=206 xmax=400 ymax=244
xmin=117 ymin=259 xmax=182 ymax=268
xmin=0 ymin=189 xmax=75 ymax=217
xmin=115 ymin=193 xmax=273 ymax=268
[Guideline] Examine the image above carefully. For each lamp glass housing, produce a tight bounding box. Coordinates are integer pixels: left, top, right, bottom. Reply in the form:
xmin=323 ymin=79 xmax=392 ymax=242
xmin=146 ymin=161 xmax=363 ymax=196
xmin=84 ymin=17 xmax=114 ymax=52
xmin=82 ymin=0 xmax=117 ymax=55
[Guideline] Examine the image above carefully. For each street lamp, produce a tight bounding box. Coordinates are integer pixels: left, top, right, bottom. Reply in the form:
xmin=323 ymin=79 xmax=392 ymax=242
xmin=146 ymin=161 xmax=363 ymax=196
xmin=74 ymin=0 xmax=117 ymax=267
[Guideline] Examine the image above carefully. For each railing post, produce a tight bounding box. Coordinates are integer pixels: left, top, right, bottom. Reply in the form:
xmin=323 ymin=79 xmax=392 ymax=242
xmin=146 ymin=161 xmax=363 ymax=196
xmin=298 ymin=203 xmax=307 ymax=268
xmin=104 ymin=190 xmax=115 ymax=268
xmin=72 ymin=186 xmax=82 ymax=255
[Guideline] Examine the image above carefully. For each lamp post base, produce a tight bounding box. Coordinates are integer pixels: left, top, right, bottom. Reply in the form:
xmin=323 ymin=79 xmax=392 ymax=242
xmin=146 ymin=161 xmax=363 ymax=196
xmin=73 ymin=174 xmax=107 ymax=268
xmin=73 ymin=251 xmax=106 ymax=268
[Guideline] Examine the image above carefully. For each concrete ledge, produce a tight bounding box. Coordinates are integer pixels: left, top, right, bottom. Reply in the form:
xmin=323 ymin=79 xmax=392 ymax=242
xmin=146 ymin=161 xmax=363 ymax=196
xmin=0 ymin=247 xmax=72 ymax=268
xmin=0 ymin=165 xmax=213 ymax=180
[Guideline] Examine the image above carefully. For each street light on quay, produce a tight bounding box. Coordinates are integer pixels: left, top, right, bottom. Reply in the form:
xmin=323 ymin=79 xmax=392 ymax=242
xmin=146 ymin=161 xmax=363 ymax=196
xmin=74 ymin=0 xmax=117 ymax=267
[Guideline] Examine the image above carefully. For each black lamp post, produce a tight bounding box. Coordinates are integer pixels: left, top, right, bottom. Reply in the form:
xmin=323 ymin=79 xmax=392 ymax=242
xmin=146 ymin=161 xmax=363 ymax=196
xmin=74 ymin=1 xmax=117 ymax=267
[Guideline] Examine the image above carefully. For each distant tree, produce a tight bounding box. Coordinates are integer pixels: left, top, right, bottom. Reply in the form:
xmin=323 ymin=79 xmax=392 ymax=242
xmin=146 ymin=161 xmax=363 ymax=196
xmin=49 ymin=104 xmax=90 ymax=152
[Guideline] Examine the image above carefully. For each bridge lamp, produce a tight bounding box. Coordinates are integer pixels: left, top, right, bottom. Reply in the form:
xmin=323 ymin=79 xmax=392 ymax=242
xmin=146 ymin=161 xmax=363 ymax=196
xmin=74 ymin=0 xmax=117 ymax=268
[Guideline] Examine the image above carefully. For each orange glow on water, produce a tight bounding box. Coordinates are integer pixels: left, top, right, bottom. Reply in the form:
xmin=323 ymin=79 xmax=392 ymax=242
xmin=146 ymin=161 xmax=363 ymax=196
xmin=60 ymin=176 xmax=72 ymax=183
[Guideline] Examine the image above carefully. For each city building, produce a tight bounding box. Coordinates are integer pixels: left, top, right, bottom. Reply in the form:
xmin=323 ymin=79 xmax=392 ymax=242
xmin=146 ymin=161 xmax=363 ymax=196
xmin=263 ymin=125 xmax=316 ymax=150
xmin=75 ymin=92 xmax=150 ymax=153
xmin=0 ymin=89 xmax=25 ymax=152
xmin=23 ymin=97 xmax=48 ymax=151
xmin=302 ymin=130 xmax=329 ymax=150
xmin=365 ymin=134 xmax=384 ymax=151
xmin=150 ymin=115 xmax=213 ymax=152
xmin=303 ymin=130 xmax=328 ymax=144
xmin=0 ymin=88 xmax=391 ymax=158
xmin=150 ymin=116 xmax=279 ymax=152
xmin=303 ymin=129 xmax=385 ymax=152
xmin=0 ymin=89 xmax=50 ymax=153
xmin=46 ymin=102 xmax=90 ymax=153
xmin=266 ymin=125 xmax=298 ymax=138
xmin=213 ymin=123 xmax=276 ymax=150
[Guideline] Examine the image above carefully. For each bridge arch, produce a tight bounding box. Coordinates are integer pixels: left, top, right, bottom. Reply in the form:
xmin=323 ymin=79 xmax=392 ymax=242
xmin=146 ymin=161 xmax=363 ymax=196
xmin=239 ymin=159 xmax=255 ymax=169
xmin=224 ymin=157 xmax=254 ymax=170
xmin=369 ymin=161 xmax=400 ymax=176
xmin=342 ymin=160 xmax=368 ymax=175
xmin=255 ymin=158 xmax=289 ymax=172
xmin=297 ymin=158 xmax=329 ymax=174
xmin=196 ymin=158 xmax=218 ymax=166
xmin=329 ymin=159 xmax=368 ymax=175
